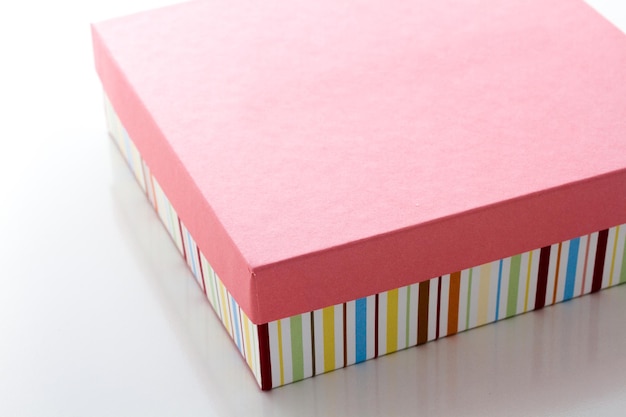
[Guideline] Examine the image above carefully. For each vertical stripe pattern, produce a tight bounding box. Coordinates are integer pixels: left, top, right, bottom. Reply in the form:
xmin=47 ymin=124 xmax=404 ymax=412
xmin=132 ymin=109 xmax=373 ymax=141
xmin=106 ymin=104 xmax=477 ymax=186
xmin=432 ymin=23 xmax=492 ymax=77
xmin=264 ymin=225 xmax=626 ymax=388
xmin=105 ymin=96 xmax=263 ymax=387
xmin=107 ymin=94 xmax=626 ymax=390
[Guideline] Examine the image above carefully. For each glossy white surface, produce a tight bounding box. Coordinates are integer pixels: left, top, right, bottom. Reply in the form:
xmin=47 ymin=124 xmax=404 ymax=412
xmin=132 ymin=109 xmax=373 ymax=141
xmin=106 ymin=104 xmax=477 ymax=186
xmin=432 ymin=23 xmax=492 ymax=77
xmin=1 ymin=1 xmax=625 ymax=415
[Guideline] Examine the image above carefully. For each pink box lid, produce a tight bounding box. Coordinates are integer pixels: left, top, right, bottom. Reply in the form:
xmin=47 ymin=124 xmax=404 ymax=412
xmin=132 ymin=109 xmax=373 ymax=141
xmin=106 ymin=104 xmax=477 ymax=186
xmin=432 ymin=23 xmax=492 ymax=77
xmin=92 ymin=0 xmax=626 ymax=324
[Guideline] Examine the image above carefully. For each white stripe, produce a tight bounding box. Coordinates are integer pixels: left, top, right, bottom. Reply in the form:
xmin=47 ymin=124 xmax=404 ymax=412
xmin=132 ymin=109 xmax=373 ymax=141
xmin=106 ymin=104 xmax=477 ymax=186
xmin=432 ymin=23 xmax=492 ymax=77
xmin=301 ymin=313 xmax=313 ymax=379
xmin=555 ymin=240 xmax=569 ymax=303
xmin=498 ymin=257 xmax=511 ymax=319
xmin=527 ymin=249 xmax=540 ymax=310
xmin=142 ymin=160 xmax=154 ymax=206
xmin=468 ymin=268 xmax=480 ymax=329
xmin=439 ymin=275 xmax=450 ymax=338
xmin=603 ymin=227 xmax=617 ymax=289
xmin=487 ymin=261 xmax=499 ymax=323
xmin=575 ymin=234 xmax=589 ymax=298
xmin=252 ymin=323 xmax=261 ymax=385
xmin=211 ymin=270 xmax=223 ymax=322
xmin=313 ymin=309 xmax=325 ymax=375
xmin=334 ymin=304 xmax=344 ymax=369
xmin=457 ymin=269 xmax=470 ymax=332
xmin=378 ymin=292 xmax=387 ymax=354
xmin=614 ymin=226 xmax=626 ymax=285
xmin=583 ymin=232 xmax=599 ymax=295
xmin=281 ymin=318 xmax=293 ymax=384
xmin=397 ymin=286 xmax=408 ymax=349
xmin=366 ymin=296 xmax=376 ymax=360
xmin=427 ymin=278 xmax=438 ymax=341
xmin=345 ymin=301 xmax=356 ymax=366
xmin=517 ymin=252 xmax=529 ymax=313
xmin=268 ymin=321 xmax=281 ymax=388
xmin=407 ymin=283 xmax=419 ymax=346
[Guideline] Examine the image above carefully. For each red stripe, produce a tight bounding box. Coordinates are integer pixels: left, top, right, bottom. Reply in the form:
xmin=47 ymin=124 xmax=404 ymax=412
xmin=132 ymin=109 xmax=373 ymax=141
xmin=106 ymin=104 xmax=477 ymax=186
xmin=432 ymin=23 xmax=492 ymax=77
xmin=417 ymin=281 xmax=429 ymax=345
xmin=342 ymin=303 xmax=347 ymax=367
xmin=310 ymin=312 xmax=316 ymax=375
xmin=258 ymin=324 xmax=273 ymax=390
xmin=535 ymin=246 xmax=551 ymax=310
xmin=435 ymin=277 xmax=441 ymax=340
xmin=591 ymin=229 xmax=609 ymax=293
xmin=197 ymin=247 xmax=207 ymax=294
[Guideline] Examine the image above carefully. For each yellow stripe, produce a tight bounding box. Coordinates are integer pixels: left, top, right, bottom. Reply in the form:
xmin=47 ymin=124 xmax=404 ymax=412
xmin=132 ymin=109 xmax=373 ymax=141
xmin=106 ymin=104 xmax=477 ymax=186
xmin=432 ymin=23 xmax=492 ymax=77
xmin=477 ymin=264 xmax=491 ymax=326
xmin=242 ymin=314 xmax=253 ymax=369
xmin=386 ymin=289 xmax=399 ymax=353
xmin=218 ymin=282 xmax=231 ymax=335
xmin=524 ymin=251 xmax=533 ymax=312
xmin=609 ymin=226 xmax=620 ymax=286
xmin=277 ymin=320 xmax=285 ymax=386
xmin=322 ymin=306 xmax=335 ymax=372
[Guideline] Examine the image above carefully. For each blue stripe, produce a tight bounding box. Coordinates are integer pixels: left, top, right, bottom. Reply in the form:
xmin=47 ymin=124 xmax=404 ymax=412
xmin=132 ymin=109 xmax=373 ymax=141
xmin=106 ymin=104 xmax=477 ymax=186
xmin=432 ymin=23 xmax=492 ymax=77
xmin=230 ymin=296 xmax=243 ymax=352
xmin=495 ymin=259 xmax=503 ymax=320
xmin=564 ymin=238 xmax=580 ymax=300
xmin=123 ymin=128 xmax=134 ymax=169
xmin=185 ymin=230 xmax=198 ymax=279
xmin=355 ymin=298 xmax=367 ymax=363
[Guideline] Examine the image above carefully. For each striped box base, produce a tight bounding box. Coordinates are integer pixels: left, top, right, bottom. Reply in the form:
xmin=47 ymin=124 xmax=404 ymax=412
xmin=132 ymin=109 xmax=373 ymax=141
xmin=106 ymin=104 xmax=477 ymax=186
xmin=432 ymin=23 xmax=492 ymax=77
xmin=104 ymin=94 xmax=626 ymax=390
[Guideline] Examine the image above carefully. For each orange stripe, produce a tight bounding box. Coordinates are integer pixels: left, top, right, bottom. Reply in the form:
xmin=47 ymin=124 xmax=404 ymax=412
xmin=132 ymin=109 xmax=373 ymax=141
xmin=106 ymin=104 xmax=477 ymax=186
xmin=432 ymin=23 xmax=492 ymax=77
xmin=447 ymin=272 xmax=461 ymax=336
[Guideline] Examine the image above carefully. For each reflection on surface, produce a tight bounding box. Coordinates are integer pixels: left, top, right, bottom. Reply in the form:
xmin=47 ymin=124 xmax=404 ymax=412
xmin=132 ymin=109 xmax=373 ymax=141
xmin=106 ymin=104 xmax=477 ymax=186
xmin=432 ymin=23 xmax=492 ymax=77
xmin=110 ymin=141 xmax=626 ymax=416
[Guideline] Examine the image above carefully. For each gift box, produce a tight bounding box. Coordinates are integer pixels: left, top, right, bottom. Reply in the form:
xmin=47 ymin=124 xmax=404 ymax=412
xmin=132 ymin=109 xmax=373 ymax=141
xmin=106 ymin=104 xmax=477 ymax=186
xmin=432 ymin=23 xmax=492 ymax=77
xmin=92 ymin=0 xmax=626 ymax=390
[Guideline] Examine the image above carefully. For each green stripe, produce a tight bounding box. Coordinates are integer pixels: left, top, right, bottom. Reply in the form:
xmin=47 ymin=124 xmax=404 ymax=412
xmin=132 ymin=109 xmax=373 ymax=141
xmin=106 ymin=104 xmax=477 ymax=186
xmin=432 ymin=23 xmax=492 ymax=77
xmin=619 ymin=234 xmax=626 ymax=283
xmin=465 ymin=269 xmax=473 ymax=330
xmin=290 ymin=315 xmax=304 ymax=381
xmin=507 ymin=255 xmax=521 ymax=317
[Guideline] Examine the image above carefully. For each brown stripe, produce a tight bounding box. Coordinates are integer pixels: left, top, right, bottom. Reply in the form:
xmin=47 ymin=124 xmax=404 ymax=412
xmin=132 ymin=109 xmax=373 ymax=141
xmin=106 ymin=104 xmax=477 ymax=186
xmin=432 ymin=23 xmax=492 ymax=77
xmin=534 ymin=246 xmax=551 ymax=310
xmin=417 ymin=281 xmax=430 ymax=345
xmin=257 ymin=324 xmax=273 ymax=390
xmin=310 ymin=312 xmax=316 ymax=375
xmin=435 ymin=277 xmax=442 ymax=340
xmin=551 ymin=243 xmax=562 ymax=305
xmin=447 ymin=272 xmax=461 ymax=336
xmin=197 ymin=247 xmax=206 ymax=294
xmin=592 ymin=229 xmax=609 ymax=293
xmin=178 ymin=217 xmax=187 ymax=262
xmin=342 ymin=303 xmax=347 ymax=367
xmin=374 ymin=294 xmax=379 ymax=358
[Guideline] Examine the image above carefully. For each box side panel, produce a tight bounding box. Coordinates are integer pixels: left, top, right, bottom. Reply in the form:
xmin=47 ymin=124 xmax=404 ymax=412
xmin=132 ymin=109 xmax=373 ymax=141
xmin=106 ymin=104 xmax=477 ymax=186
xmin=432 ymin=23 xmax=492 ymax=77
xmin=264 ymin=222 xmax=626 ymax=389
xmin=105 ymin=95 xmax=264 ymax=388
xmin=93 ymin=24 xmax=259 ymax=322
xmin=105 ymin=92 xmax=626 ymax=390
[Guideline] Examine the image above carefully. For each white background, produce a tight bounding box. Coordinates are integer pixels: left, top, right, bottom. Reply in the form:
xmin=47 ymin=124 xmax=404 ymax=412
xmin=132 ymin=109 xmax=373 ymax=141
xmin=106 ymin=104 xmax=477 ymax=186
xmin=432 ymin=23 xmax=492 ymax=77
xmin=1 ymin=1 xmax=625 ymax=415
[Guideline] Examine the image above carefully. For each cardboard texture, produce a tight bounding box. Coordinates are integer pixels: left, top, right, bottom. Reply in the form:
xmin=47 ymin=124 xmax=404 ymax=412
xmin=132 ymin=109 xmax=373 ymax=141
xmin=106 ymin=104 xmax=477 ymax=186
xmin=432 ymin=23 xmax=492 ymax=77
xmin=95 ymin=0 xmax=626 ymax=389
xmin=93 ymin=0 xmax=626 ymax=324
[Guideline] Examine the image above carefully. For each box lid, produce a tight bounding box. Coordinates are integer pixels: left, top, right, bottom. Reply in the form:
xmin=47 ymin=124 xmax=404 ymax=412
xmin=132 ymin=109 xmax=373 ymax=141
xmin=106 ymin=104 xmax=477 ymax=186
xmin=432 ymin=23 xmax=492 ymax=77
xmin=92 ymin=0 xmax=626 ymax=324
